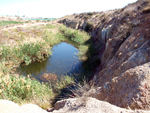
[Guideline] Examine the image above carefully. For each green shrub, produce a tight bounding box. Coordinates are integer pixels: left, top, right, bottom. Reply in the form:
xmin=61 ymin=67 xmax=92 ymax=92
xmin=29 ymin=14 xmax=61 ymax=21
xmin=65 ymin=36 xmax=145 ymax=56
xmin=58 ymin=25 xmax=90 ymax=44
xmin=36 ymin=20 xmax=40 ymax=22
xmin=0 ymin=75 xmax=53 ymax=104
xmin=25 ymin=20 xmax=31 ymax=23
xmin=0 ymin=42 xmax=51 ymax=65
xmin=46 ymin=24 xmax=55 ymax=29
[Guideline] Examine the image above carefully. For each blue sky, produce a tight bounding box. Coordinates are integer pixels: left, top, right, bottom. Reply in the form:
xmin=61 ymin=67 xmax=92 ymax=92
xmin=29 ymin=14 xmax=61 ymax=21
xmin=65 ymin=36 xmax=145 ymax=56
xmin=0 ymin=0 xmax=137 ymax=18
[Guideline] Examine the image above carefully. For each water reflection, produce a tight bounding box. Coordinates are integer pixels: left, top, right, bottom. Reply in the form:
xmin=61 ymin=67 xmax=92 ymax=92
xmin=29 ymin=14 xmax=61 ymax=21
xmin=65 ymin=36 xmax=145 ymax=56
xmin=19 ymin=58 xmax=50 ymax=76
xmin=18 ymin=42 xmax=83 ymax=82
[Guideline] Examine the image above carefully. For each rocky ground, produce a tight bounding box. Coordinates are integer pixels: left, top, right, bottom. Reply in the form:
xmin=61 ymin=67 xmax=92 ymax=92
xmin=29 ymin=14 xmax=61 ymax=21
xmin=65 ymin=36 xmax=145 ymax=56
xmin=56 ymin=0 xmax=150 ymax=111
xmin=52 ymin=97 xmax=149 ymax=113
xmin=1 ymin=98 xmax=149 ymax=113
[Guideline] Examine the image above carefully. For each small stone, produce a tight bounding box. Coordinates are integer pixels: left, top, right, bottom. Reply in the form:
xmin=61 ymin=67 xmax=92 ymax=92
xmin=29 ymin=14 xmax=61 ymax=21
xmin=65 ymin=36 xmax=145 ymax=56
xmin=47 ymin=107 xmax=54 ymax=112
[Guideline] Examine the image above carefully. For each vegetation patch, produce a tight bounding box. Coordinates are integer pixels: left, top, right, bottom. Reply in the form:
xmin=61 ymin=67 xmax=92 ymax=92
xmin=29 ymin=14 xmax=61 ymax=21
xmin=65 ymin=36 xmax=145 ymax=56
xmin=58 ymin=24 xmax=92 ymax=61
xmin=0 ymin=23 xmax=96 ymax=109
xmin=0 ymin=21 xmax=23 ymax=27
xmin=0 ymin=40 xmax=51 ymax=65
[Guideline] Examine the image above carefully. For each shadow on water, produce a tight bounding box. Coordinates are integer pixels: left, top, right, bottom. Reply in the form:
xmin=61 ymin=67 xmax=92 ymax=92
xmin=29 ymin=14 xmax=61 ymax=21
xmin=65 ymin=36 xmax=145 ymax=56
xmin=18 ymin=58 xmax=49 ymax=78
xmin=51 ymin=37 xmax=101 ymax=105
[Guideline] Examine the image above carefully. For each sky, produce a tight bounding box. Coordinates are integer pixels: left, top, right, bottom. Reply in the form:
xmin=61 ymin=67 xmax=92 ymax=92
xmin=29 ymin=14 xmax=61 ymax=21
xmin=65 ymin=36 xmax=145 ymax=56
xmin=0 ymin=0 xmax=138 ymax=18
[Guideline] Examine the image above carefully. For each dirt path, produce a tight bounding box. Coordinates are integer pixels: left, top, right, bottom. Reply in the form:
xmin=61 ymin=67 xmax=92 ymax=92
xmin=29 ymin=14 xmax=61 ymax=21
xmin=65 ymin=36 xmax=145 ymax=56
xmin=0 ymin=22 xmax=51 ymax=31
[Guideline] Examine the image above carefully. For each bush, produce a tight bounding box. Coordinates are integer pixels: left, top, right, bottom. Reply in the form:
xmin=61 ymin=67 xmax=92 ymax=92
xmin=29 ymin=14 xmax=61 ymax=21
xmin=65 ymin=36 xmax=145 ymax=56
xmin=58 ymin=25 xmax=90 ymax=44
xmin=0 ymin=74 xmax=53 ymax=105
xmin=0 ymin=42 xmax=51 ymax=65
xmin=36 ymin=20 xmax=40 ymax=22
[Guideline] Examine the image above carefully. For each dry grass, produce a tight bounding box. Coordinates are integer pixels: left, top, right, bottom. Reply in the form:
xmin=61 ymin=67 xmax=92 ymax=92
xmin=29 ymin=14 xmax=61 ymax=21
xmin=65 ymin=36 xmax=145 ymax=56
xmin=69 ymin=80 xmax=95 ymax=98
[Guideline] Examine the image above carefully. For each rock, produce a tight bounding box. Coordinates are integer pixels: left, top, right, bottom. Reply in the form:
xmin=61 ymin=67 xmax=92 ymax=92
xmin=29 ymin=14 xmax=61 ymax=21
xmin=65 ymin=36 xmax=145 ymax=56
xmin=39 ymin=73 xmax=57 ymax=82
xmin=91 ymin=62 xmax=150 ymax=109
xmin=52 ymin=97 xmax=148 ymax=113
xmin=0 ymin=100 xmax=21 ymax=113
xmin=47 ymin=108 xmax=54 ymax=112
xmin=20 ymin=104 xmax=48 ymax=113
xmin=57 ymin=0 xmax=150 ymax=110
xmin=0 ymin=100 xmax=48 ymax=113
xmin=101 ymin=24 xmax=112 ymax=42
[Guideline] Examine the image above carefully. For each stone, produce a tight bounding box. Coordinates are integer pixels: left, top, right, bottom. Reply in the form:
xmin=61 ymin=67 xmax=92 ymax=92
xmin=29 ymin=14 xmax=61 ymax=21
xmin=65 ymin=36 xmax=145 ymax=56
xmin=39 ymin=73 xmax=57 ymax=82
xmin=0 ymin=100 xmax=48 ymax=113
xmin=52 ymin=97 xmax=148 ymax=113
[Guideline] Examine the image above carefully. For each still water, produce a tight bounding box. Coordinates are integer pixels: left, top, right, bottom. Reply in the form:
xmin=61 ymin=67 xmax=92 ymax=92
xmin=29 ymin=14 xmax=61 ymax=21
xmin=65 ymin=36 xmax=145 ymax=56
xmin=21 ymin=18 xmax=55 ymax=21
xmin=18 ymin=42 xmax=83 ymax=82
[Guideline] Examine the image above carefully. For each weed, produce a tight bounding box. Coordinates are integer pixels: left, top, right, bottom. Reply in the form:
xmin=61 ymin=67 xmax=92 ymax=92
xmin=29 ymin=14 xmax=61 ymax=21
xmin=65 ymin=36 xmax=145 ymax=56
xmin=78 ymin=45 xmax=88 ymax=61
xmin=54 ymin=75 xmax=74 ymax=93
xmin=0 ymin=74 xmax=53 ymax=106
xmin=36 ymin=20 xmax=40 ymax=22
xmin=46 ymin=24 xmax=56 ymax=29
xmin=58 ymin=25 xmax=90 ymax=44
xmin=0 ymin=62 xmax=8 ymax=74
xmin=25 ymin=20 xmax=31 ymax=23
xmin=0 ymin=41 xmax=51 ymax=65
xmin=1 ymin=45 xmax=11 ymax=60
xmin=68 ymin=79 xmax=95 ymax=99
xmin=4 ymin=31 xmax=10 ymax=37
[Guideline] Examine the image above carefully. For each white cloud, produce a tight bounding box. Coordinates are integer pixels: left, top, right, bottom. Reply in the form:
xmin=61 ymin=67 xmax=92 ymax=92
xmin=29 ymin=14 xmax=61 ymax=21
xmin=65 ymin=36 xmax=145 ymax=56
xmin=0 ymin=0 xmax=137 ymax=18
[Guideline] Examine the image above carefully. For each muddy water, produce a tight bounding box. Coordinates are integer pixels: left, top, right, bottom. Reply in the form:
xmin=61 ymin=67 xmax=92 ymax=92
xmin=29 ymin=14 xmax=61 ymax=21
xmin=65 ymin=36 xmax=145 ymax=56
xmin=18 ymin=42 xmax=83 ymax=82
